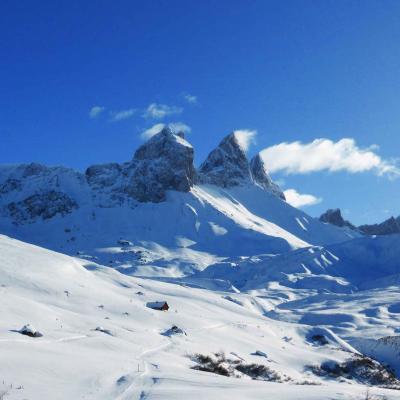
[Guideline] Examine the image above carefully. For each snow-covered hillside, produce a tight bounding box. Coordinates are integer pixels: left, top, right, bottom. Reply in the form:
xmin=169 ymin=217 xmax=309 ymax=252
xmin=1 ymin=128 xmax=400 ymax=399
xmin=1 ymin=234 xmax=399 ymax=400
xmin=0 ymin=129 xmax=357 ymax=277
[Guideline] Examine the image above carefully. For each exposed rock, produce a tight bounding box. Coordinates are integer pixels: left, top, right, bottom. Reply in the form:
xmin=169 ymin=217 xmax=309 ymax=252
xmin=198 ymin=133 xmax=284 ymax=200
xmin=0 ymin=178 xmax=22 ymax=194
xmin=359 ymin=216 xmax=400 ymax=236
xmin=250 ymin=153 xmax=285 ymax=200
xmin=22 ymin=162 xmax=48 ymax=178
xmin=85 ymin=163 xmax=122 ymax=189
xmin=199 ymin=132 xmax=250 ymax=187
xmin=7 ymin=191 xmax=79 ymax=223
xmin=319 ymin=209 xmax=355 ymax=230
xmin=125 ymin=127 xmax=195 ymax=202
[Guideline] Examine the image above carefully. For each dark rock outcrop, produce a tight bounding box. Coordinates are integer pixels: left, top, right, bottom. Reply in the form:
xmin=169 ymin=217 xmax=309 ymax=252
xmin=85 ymin=163 xmax=122 ymax=189
xmin=198 ymin=132 xmax=284 ymax=199
xmin=250 ymin=153 xmax=285 ymax=200
xmin=7 ymin=191 xmax=78 ymax=223
xmin=319 ymin=209 xmax=356 ymax=230
xmin=359 ymin=216 xmax=400 ymax=236
xmin=199 ymin=132 xmax=251 ymax=187
xmin=125 ymin=127 xmax=195 ymax=202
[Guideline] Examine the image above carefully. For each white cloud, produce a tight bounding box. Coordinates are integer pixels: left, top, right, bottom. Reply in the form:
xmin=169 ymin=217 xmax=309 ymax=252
xmin=168 ymin=122 xmax=191 ymax=134
xmin=143 ymin=103 xmax=183 ymax=119
xmin=110 ymin=108 xmax=136 ymax=122
xmin=284 ymin=188 xmax=322 ymax=208
xmin=183 ymin=93 xmax=197 ymax=104
xmin=141 ymin=123 xmax=165 ymax=140
xmin=89 ymin=106 xmax=105 ymax=119
xmin=140 ymin=122 xmax=191 ymax=140
xmin=233 ymin=129 xmax=257 ymax=152
xmin=260 ymin=138 xmax=400 ymax=178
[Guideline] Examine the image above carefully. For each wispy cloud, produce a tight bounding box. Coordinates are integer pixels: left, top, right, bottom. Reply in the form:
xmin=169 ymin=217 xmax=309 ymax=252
xmin=143 ymin=103 xmax=183 ymax=119
xmin=183 ymin=93 xmax=197 ymax=104
xmin=233 ymin=129 xmax=257 ymax=152
xmin=89 ymin=106 xmax=105 ymax=119
xmin=260 ymin=138 xmax=400 ymax=178
xmin=110 ymin=108 xmax=136 ymax=122
xmin=168 ymin=122 xmax=191 ymax=135
xmin=284 ymin=188 xmax=322 ymax=208
xmin=140 ymin=122 xmax=191 ymax=140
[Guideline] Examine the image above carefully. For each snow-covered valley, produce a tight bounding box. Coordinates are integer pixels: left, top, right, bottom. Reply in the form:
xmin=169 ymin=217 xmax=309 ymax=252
xmin=1 ymin=234 xmax=400 ymax=400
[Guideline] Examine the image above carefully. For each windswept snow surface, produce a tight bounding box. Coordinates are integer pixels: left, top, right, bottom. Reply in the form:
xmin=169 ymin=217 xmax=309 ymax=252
xmin=0 ymin=184 xmax=358 ymax=277
xmin=1 ymin=234 xmax=398 ymax=399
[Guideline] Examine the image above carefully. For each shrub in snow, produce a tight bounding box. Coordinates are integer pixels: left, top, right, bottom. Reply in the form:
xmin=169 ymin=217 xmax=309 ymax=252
xmin=18 ymin=324 xmax=43 ymax=338
xmin=236 ymin=363 xmax=282 ymax=381
xmin=190 ymin=352 xmax=288 ymax=382
xmin=308 ymin=355 xmax=400 ymax=389
xmin=191 ymin=353 xmax=233 ymax=377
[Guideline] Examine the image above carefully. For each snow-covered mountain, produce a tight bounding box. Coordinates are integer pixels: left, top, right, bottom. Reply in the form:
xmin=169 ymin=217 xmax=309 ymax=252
xmin=319 ymin=208 xmax=400 ymax=236
xmin=0 ymin=128 xmax=357 ymax=277
xmin=2 ymin=127 xmax=400 ymax=399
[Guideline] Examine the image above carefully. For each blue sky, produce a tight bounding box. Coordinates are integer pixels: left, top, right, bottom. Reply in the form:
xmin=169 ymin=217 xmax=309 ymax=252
xmin=1 ymin=0 xmax=400 ymax=224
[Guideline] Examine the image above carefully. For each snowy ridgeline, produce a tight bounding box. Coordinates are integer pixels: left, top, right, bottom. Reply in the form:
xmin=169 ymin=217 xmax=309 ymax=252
xmin=0 ymin=128 xmax=285 ymax=219
xmin=2 ymin=128 xmax=400 ymax=398
xmin=0 ymin=127 xmax=363 ymax=280
xmin=1 ymin=234 xmax=400 ymax=400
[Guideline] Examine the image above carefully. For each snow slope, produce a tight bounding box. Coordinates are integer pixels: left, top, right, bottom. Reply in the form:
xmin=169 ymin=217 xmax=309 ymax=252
xmin=1 ymin=234 xmax=397 ymax=400
xmin=0 ymin=128 xmax=360 ymax=278
xmin=0 ymin=183 xmax=358 ymax=277
xmin=197 ymin=234 xmax=400 ymax=291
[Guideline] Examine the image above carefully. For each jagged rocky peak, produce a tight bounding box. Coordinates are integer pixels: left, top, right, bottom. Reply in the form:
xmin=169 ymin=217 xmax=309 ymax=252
xmin=250 ymin=153 xmax=285 ymax=200
xmin=199 ymin=132 xmax=251 ymax=187
xmin=319 ymin=208 xmax=355 ymax=230
xmin=359 ymin=216 xmax=400 ymax=236
xmin=126 ymin=127 xmax=196 ymax=202
xmin=198 ymin=132 xmax=285 ymax=199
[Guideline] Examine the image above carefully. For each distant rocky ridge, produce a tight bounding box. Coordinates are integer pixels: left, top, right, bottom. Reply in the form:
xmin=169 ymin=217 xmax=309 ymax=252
xmin=359 ymin=216 xmax=400 ymax=236
xmin=0 ymin=128 xmax=284 ymax=224
xmin=320 ymin=209 xmax=400 ymax=236
xmin=319 ymin=209 xmax=356 ymax=230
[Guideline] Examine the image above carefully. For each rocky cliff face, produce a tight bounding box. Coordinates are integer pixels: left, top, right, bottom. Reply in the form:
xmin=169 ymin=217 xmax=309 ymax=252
xmin=85 ymin=127 xmax=196 ymax=204
xmin=198 ymin=132 xmax=251 ymax=187
xmin=198 ymin=132 xmax=284 ymax=199
xmin=359 ymin=216 xmax=400 ymax=236
xmin=319 ymin=209 xmax=356 ymax=230
xmin=320 ymin=208 xmax=400 ymax=236
xmin=0 ymin=128 xmax=285 ymax=224
xmin=126 ymin=128 xmax=195 ymax=202
xmin=250 ymin=153 xmax=285 ymax=200
xmin=0 ymin=163 xmax=89 ymax=224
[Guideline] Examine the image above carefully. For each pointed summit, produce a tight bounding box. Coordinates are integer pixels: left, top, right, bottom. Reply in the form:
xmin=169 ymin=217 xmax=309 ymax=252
xmin=198 ymin=132 xmax=251 ymax=187
xmin=127 ymin=127 xmax=196 ymax=202
xmin=250 ymin=153 xmax=285 ymax=200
